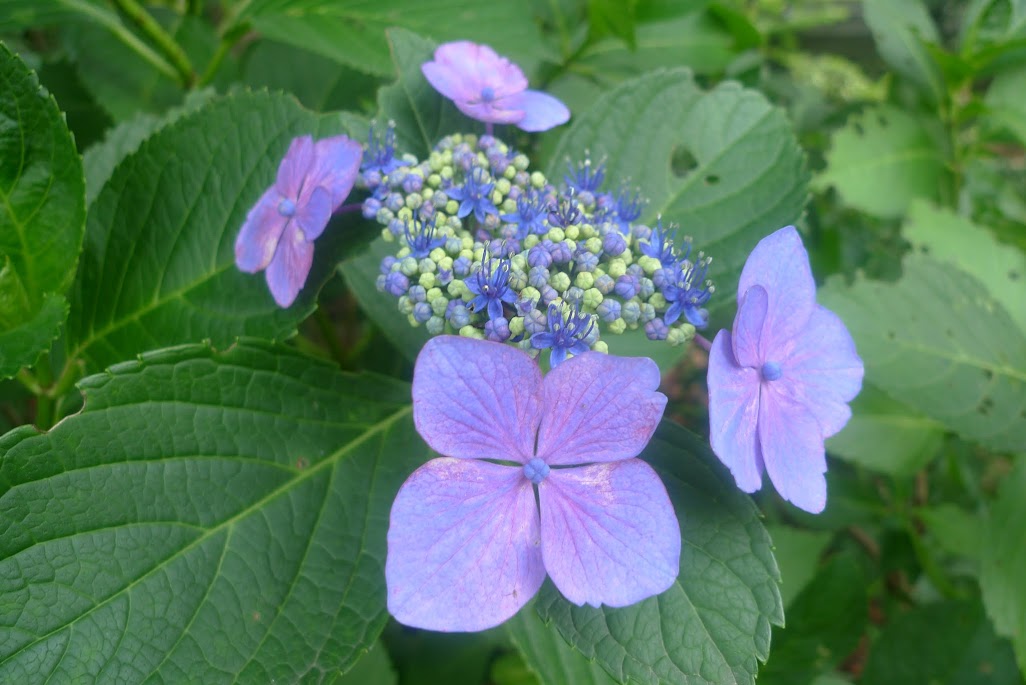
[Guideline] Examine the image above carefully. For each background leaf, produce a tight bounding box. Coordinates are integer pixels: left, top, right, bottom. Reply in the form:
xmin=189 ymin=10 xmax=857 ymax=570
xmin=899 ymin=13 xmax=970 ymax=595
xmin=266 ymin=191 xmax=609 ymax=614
xmin=0 ymin=341 xmax=426 ymax=682
xmin=546 ymin=67 xmax=809 ymax=331
xmin=506 ymin=602 xmax=616 ymax=685
xmin=536 ymin=421 xmax=782 ymax=685
xmin=764 ymin=524 xmax=832 ymax=608
xmin=67 ymin=91 xmax=372 ymax=372
xmin=820 ymin=256 xmax=1026 ymax=453
xmin=861 ymin=0 xmax=944 ymax=105
xmin=0 ymin=42 xmax=85 ymax=376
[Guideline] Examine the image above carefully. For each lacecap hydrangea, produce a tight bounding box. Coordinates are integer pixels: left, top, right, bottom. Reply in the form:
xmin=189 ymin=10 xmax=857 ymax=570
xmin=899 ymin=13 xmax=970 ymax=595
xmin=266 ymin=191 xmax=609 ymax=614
xmin=362 ymin=125 xmax=716 ymax=366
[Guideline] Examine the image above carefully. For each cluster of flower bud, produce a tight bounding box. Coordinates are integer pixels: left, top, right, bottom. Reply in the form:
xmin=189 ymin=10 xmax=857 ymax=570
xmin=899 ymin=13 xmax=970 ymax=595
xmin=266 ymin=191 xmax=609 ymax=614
xmin=360 ymin=124 xmax=715 ymax=365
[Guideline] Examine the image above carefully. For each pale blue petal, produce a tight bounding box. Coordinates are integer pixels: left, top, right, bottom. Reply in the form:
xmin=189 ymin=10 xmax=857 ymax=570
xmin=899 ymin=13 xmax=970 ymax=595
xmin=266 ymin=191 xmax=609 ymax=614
xmin=264 ymin=221 xmax=313 ymax=307
xmin=506 ymin=90 xmax=570 ymax=132
xmin=758 ymin=384 xmax=828 ymax=513
xmin=732 ymin=284 xmax=768 ymax=368
xmin=737 ymin=226 xmax=817 ymax=345
xmin=234 ymin=187 xmax=286 ymax=273
xmin=707 ymin=330 xmax=764 ymax=493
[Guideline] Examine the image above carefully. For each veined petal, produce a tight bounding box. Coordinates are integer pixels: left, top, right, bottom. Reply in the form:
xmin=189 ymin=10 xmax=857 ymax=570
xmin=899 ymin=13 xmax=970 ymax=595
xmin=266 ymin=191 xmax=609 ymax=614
xmin=737 ymin=226 xmax=816 ymax=344
xmin=264 ymin=221 xmax=314 ymax=307
xmin=707 ymin=330 xmax=763 ymax=492
xmin=454 ymin=100 xmax=525 ymax=126
xmin=386 ymin=458 xmax=544 ymax=631
xmin=535 ymin=352 xmax=666 ymax=466
xmin=234 ymin=187 xmax=287 ymax=273
xmin=732 ymin=284 xmax=768 ymax=368
xmin=778 ymin=305 xmax=864 ymax=437
xmin=295 ymin=185 xmax=332 ymax=241
xmin=505 ymin=90 xmax=570 ymax=132
xmin=308 ymin=135 xmax=362 ymax=209
xmin=422 ymin=59 xmax=475 ymax=103
xmin=413 ymin=336 xmax=543 ymax=463
xmin=275 ymin=135 xmax=315 ymax=198
xmin=539 ymin=460 xmax=680 ymax=607
xmin=758 ymin=385 xmax=828 ymax=514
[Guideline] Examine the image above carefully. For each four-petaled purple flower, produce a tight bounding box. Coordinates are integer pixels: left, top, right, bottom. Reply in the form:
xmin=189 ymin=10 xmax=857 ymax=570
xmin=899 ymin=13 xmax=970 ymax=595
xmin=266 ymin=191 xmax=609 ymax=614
xmin=531 ymin=300 xmax=594 ymax=367
xmin=235 ymin=134 xmax=362 ymax=307
xmin=466 ymin=256 xmax=517 ymax=321
xmin=501 ymin=188 xmax=548 ymax=238
xmin=421 ymin=41 xmax=570 ymax=132
xmin=707 ymin=226 xmax=864 ymax=514
xmin=448 ymin=167 xmax=498 ymax=222
xmin=640 ymin=218 xmax=676 ymax=265
xmin=404 ymin=217 xmax=446 ymax=258
xmin=661 ymin=244 xmax=713 ymax=329
xmin=386 ymin=336 xmax=680 ymax=631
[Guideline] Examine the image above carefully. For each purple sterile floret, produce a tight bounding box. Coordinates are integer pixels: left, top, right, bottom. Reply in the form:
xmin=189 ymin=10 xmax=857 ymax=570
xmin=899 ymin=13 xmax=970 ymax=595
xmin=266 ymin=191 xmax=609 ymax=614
xmin=707 ymin=225 xmax=864 ymax=514
xmin=466 ymin=256 xmax=517 ymax=321
xmin=235 ymin=134 xmax=363 ymax=308
xmin=611 ymin=186 xmax=644 ymax=235
xmin=403 ymin=218 xmax=446 ymax=258
xmin=564 ymin=158 xmax=605 ymax=193
xmin=421 ymin=41 xmax=570 ymax=132
xmin=386 ymin=336 xmax=678 ymax=632
xmin=362 ymin=121 xmax=403 ymax=176
xmin=501 ymin=188 xmax=548 ymax=238
xmin=661 ymin=245 xmax=713 ymax=329
xmin=547 ymin=191 xmax=583 ymax=228
xmin=640 ymin=218 xmax=675 ymax=265
xmin=530 ymin=301 xmax=595 ymax=367
xmin=448 ymin=167 xmax=499 ymax=222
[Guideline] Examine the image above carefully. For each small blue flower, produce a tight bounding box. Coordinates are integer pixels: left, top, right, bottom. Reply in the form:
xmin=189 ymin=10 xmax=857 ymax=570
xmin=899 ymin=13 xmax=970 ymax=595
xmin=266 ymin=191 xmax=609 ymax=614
xmin=640 ymin=219 xmax=676 ymax=265
xmin=362 ymin=122 xmax=404 ymax=176
xmin=448 ymin=167 xmax=498 ymax=222
xmin=564 ymin=158 xmax=605 ymax=193
xmin=485 ymin=316 xmax=512 ymax=342
xmin=548 ymin=191 xmax=583 ymax=228
xmin=644 ymin=318 xmax=669 ymax=340
xmin=413 ymin=301 xmax=434 ymax=323
xmin=383 ymin=271 xmax=410 ymax=296
xmin=612 ymin=187 xmax=644 ymax=235
xmin=528 ymin=244 xmax=553 ymax=268
xmin=661 ymin=244 xmax=713 ymax=328
xmin=530 ymin=300 xmax=595 ymax=367
xmin=466 ymin=256 xmax=517 ymax=321
xmin=501 ymin=188 xmax=548 ymax=238
xmin=597 ymin=299 xmax=621 ymax=323
xmin=602 ymin=231 xmax=627 ymax=256
xmin=404 ymin=218 xmax=446 ymax=258
xmin=446 ymin=301 xmax=471 ymax=328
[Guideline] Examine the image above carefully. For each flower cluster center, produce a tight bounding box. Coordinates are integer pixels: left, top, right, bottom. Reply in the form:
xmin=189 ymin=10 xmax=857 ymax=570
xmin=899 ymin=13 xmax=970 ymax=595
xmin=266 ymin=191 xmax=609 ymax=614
xmin=523 ymin=457 xmax=550 ymax=484
xmin=761 ymin=361 xmax=783 ymax=382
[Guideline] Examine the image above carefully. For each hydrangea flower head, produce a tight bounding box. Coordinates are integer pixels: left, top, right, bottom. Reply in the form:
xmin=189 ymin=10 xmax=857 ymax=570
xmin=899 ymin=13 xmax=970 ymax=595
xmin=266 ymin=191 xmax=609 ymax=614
xmin=235 ymin=134 xmax=362 ymax=307
xmin=707 ymin=226 xmax=864 ymax=513
xmin=421 ymin=41 xmax=570 ymax=132
xmin=387 ymin=336 xmax=680 ymax=631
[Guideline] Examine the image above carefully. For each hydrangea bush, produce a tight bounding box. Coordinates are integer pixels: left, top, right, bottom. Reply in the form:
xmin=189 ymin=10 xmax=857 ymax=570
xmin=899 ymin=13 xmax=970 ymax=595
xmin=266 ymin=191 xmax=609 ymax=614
xmin=2 ymin=2 xmax=1025 ymax=684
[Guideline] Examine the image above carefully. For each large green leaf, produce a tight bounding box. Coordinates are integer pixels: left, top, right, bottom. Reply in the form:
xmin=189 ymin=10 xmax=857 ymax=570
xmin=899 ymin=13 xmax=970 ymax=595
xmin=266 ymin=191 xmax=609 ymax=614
xmin=0 ymin=43 xmax=85 ymax=377
xmin=763 ymin=524 xmax=832 ymax=609
xmin=546 ymin=68 xmax=809 ymax=329
xmin=981 ymin=456 xmax=1026 ymax=676
xmin=819 ymin=256 xmax=1026 ymax=453
xmin=0 ymin=0 xmax=105 ymax=31
xmin=861 ymin=0 xmax=945 ymax=105
xmin=985 ymin=66 xmax=1026 ymax=146
xmin=0 ymin=341 xmax=425 ymax=682
xmin=536 ymin=421 xmax=782 ymax=685
xmin=506 ymin=602 xmax=616 ymax=685
xmin=236 ymin=0 xmax=549 ymax=78
xmin=816 ymin=104 xmax=947 ymax=219
xmin=67 ymin=91 xmax=368 ymax=372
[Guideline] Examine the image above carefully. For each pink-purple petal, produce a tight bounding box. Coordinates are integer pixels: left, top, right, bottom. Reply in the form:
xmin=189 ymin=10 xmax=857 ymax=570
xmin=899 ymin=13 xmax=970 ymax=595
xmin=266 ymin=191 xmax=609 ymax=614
xmin=535 ymin=352 xmax=666 ymax=466
xmin=275 ymin=135 xmax=314 ymax=197
xmin=413 ymin=336 xmax=543 ymax=463
xmin=505 ymin=90 xmax=571 ymax=132
xmin=778 ymin=305 xmax=864 ymax=437
xmin=295 ymin=185 xmax=332 ymax=241
xmin=758 ymin=386 xmax=828 ymax=513
xmin=386 ymin=458 xmax=544 ymax=631
xmin=421 ymin=60 xmax=473 ymax=103
xmin=264 ymin=221 xmax=313 ymax=307
xmin=234 ymin=187 xmax=286 ymax=273
xmin=732 ymin=284 xmax=769 ymax=368
xmin=307 ymin=135 xmax=362 ymax=209
xmin=737 ymin=226 xmax=817 ymax=344
xmin=539 ymin=460 xmax=680 ymax=607
xmin=707 ymin=330 xmax=764 ymax=492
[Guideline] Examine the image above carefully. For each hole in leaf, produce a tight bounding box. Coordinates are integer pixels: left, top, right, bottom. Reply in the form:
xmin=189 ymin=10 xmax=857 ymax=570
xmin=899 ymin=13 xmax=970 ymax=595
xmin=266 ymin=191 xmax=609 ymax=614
xmin=977 ymin=397 xmax=994 ymax=415
xmin=919 ymin=244 xmax=930 ymax=255
xmin=984 ymin=369 xmax=994 ymax=380
xmin=670 ymin=146 xmax=697 ymax=177
xmin=887 ymin=331 xmax=896 ymax=340
xmin=946 ymin=329 xmax=955 ymax=338
xmin=1009 ymin=270 xmax=1020 ymax=281
xmin=705 ymin=174 xmax=720 ymax=185
xmin=877 ymin=114 xmax=888 ymax=127
xmin=853 ymin=122 xmax=865 ymax=136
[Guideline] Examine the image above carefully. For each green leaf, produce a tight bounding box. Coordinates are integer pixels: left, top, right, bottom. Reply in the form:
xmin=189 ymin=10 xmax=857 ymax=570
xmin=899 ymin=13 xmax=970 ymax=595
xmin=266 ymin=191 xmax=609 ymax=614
xmin=383 ymin=622 xmax=507 ymax=685
xmin=985 ymin=65 xmax=1026 ymax=146
xmin=758 ymin=554 xmax=867 ymax=685
xmin=919 ymin=503 xmax=983 ymax=561
xmin=0 ymin=43 xmax=85 ymax=376
xmin=903 ymin=200 xmax=1026 ymax=335
xmin=861 ymin=0 xmax=945 ymax=104
xmin=0 ymin=0 xmax=106 ymax=31
xmin=546 ymin=68 xmax=809 ymax=329
xmin=981 ymin=457 xmax=1026 ymax=676
xmin=506 ymin=603 xmax=616 ymax=685
xmin=0 ymin=341 xmax=425 ymax=682
xmin=237 ymin=0 xmax=549 ymax=78
xmin=587 ymin=0 xmax=639 ymax=49
xmin=819 ymin=256 xmax=1026 ymax=453
xmin=376 ymin=28 xmax=476 ymax=160
xmin=816 ymin=104 xmax=947 ymax=219
xmin=67 ymin=91 xmax=367 ymax=372
xmin=536 ymin=421 xmax=782 ymax=685
xmin=336 ymin=641 xmax=397 ymax=685
xmin=82 ymin=88 xmax=215 ymax=206
xmin=826 ymin=384 xmax=945 ymax=476
xmin=764 ymin=524 xmax=832 ymax=609
xmin=861 ymin=600 xmax=1020 ymax=684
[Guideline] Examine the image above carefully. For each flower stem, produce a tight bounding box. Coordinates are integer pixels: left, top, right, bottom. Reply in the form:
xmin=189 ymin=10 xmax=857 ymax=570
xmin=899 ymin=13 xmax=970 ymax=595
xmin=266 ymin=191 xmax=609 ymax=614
xmin=693 ymin=333 xmax=712 ymax=352
xmin=111 ymin=0 xmax=196 ymax=87
xmin=63 ymin=0 xmax=180 ymax=82
xmin=197 ymin=22 xmax=249 ymax=87
xmin=335 ymin=202 xmax=364 ymax=215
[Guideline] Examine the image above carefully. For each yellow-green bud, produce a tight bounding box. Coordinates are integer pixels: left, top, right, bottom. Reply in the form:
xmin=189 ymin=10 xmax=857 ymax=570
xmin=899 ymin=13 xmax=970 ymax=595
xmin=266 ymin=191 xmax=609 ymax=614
xmin=501 ymin=198 xmax=517 ymax=213
xmin=396 ymin=246 xmax=411 ymax=259
xmin=585 ymin=237 xmax=603 ymax=254
xmin=461 ymin=236 xmax=474 ymax=250
xmin=491 ymin=190 xmax=503 ymax=205
xmin=620 ymin=249 xmax=633 ymax=265
xmin=504 ymin=165 xmax=516 ymax=179
xmin=608 ymin=259 xmax=627 ymax=278
xmin=422 ymin=187 xmax=434 ymax=200
xmin=667 ymin=324 xmax=695 ymax=347
xmin=637 ymin=255 xmax=661 ymax=275
xmin=407 ymin=314 xmax=421 ymax=327
xmin=564 ymin=225 xmax=580 ymax=240
xmin=429 ymin=153 xmax=444 ymax=172
xmin=513 ymin=153 xmax=530 ymax=171
xmin=431 ymin=296 xmax=448 ymax=316
xmin=524 ymin=234 xmax=540 ymax=249
xmin=608 ymin=318 xmax=627 ymax=334
xmin=418 ymin=272 xmax=436 ymax=289
xmin=564 ymin=239 xmax=577 ymax=253
xmin=448 ymin=280 xmax=467 ymax=298
xmin=579 ymin=223 xmax=596 ymax=239
xmin=549 ymin=272 xmax=571 ymax=291
xmin=495 ymin=178 xmax=511 ymax=196
xmin=400 ymin=257 xmax=419 ymax=276
xmin=649 ymin=293 xmax=667 ymax=310
xmin=445 ymin=200 xmax=459 ymax=215
xmin=419 ymin=258 xmax=436 ymax=273
xmin=530 ymin=171 xmax=546 ymax=188
xmin=546 ymin=227 xmax=565 ymax=242
xmin=438 ymin=256 xmax=454 ymax=272
xmin=381 ymin=227 xmax=395 ymax=242
xmin=591 ymin=340 xmax=609 ymax=354
xmin=398 ymin=296 xmax=414 ymax=315
xmin=397 ymin=207 xmax=413 ymax=221
xmin=509 ymin=316 xmax=525 ymax=336
xmin=512 ymin=254 xmax=528 ymax=271
xmin=405 ymin=193 xmax=423 ymax=210
xmin=520 ymin=286 xmax=541 ymax=304
xmin=426 ymin=287 xmax=443 ymax=301
xmin=428 ymin=173 xmax=442 ymax=188
xmin=582 ymin=287 xmax=603 ymax=309
xmin=459 ymin=325 xmax=484 ymax=340
xmin=575 ymin=272 xmax=595 ymax=290
xmin=429 ymin=248 xmax=446 ymax=263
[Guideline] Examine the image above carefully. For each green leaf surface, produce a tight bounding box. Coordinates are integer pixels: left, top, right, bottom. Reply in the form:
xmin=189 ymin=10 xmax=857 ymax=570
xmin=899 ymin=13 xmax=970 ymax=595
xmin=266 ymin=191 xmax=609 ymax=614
xmin=860 ymin=600 xmax=1020 ymax=684
xmin=0 ymin=341 xmax=425 ymax=682
xmin=861 ymin=0 xmax=944 ymax=104
xmin=919 ymin=503 xmax=983 ymax=561
xmin=336 ymin=641 xmax=397 ymax=685
xmin=0 ymin=43 xmax=85 ymax=375
xmin=546 ymin=68 xmax=809 ymax=328
xmin=67 ymin=91 xmax=367 ymax=372
xmin=819 ymin=256 xmax=1026 ymax=453
xmin=985 ymin=66 xmax=1026 ymax=145
xmin=816 ymin=104 xmax=947 ymax=219
xmin=826 ymin=384 xmax=945 ymax=476
xmin=587 ymin=0 xmax=639 ymax=49
xmin=376 ymin=28 xmax=477 ymax=160
xmin=758 ymin=554 xmax=867 ymax=685
xmin=238 ymin=0 xmax=548 ymax=78
xmin=981 ymin=457 xmax=1026 ymax=676
xmin=536 ymin=421 xmax=783 ymax=685
xmin=0 ymin=0 xmax=106 ymax=31
xmin=82 ymin=88 xmax=215 ymax=205
xmin=506 ymin=602 xmax=616 ymax=685
xmin=764 ymin=524 xmax=832 ymax=609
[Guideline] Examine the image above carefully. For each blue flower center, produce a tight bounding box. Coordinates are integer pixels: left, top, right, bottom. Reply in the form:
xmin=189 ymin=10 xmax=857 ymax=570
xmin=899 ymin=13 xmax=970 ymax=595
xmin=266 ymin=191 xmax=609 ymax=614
xmin=278 ymin=198 xmax=297 ymax=217
xmin=761 ymin=361 xmax=782 ymax=381
xmin=481 ymin=86 xmax=496 ymax=103
xmin=523 ymin=457 xmax=550 ymax=485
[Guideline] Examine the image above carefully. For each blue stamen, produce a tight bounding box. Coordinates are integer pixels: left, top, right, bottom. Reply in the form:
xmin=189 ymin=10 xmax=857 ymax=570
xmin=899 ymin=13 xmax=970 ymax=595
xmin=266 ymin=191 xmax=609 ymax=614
xmin=278 ymin=198 xmax=297 ymax=217
xmin=761 ymin=361 xmax=782 ymax=381
xmin=523 ymin=457 xmax=550 ymax=484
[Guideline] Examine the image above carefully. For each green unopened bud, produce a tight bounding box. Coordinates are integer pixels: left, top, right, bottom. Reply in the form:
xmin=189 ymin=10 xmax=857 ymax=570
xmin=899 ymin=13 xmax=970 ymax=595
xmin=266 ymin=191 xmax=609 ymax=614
xmin=459 ymin=324 xmax=484 ymax=340
xmin=564 ymin=225 xmax=580 ymax=240
xmin=648 ymin=293 xmax=667 ymax=310
xmin=524 ymin=234 xmax=540 ymax=249
xmin=530 ymin=171 xmax=546 ymax=188
xmin=426 ymin=287 xmax=443 ymax=301
xmin=400 ymin=257 xmax=419 ymax=276
xmin=407 ymin=313 xmax=421 ymax=327
xmin=503 ymin=165 xmax=516 ymax=180
xmin=445 ymin=200 xmax=459 ymax=215
xmin=591 ymin=340 xmax=608 ymax=354
xmin=579 ymin=223 xmax=596 ymax=239
xmin=513 ymin=153 xmax=529 ymax=171
xmin=546 ymin=227 xmax=565 ymax=243
xmin=585 ymin=237 xmax=603 ymax=254
xmin=667 ymin=323 xmax=695 ymax=347
xmin=426 ymin=316 xmax=445 ymax=335
xmin=509 ymin=316 xmax=526 ymax=336
xmin=440 ymin=167 xmax=454 ymax=181
xmin=509 ymin=268 xmax=528 ymax=290
xmin=461 ymin=236 xmax=474 ymax=250
xmin=520 ymin=285 xmax=541 ymax=304
xmin=511 ymin=254 xmax=528 ymax=271
xmin=575 ymin=272 xmax=595 ymax=290
xmin=608 ymin=318 xmax=627 ymax=334
xmin=448 ymin=279 xmax=467 ymax=298
xmin=376 ymin=208 xmax=394 ymax=224
xmin=608 ymin=259 xmax=627 ymax=278
xmin=398 ymin=296 xmax=414 ymax=315
xmin=491 ymin=190 xmax=503 ymax=205
xmin=397 ymin=207 xmax=413 ymax=221
xmin=495 ymin=178 xmax=511 ymax=196
xmin=501 ymin=198 xmax=517 ymax=213
xmin=620 ymin=249 xmax=633 ymax=265
xmin=422 ymin=187 xmax=434 ymax=200
xmin=418 ymin=272 xmax=436 ymax=289
xmin=637 ymin=255 xmax=661 ymax=275
xmin=381 ymin=227 xmax=395 ymax=242
xmin=438 ymin=256 xmax=454 ymax=272
xmin=549 ymin=271 xmax=571 ymax=292
xmin=419 ymin=258 xmax=436 ymax=274
xmin=564 ymin=239 xmax=577 ymax=253
xmin=428 ymin=173 xmax=442 ymax=188
xmin=429 ymin=153 xmax=444 ymax=172
xmin=582 ymin=287 xmax=603 ymax=309
xmin=405 ymin=193 xmax=423 ymax=210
